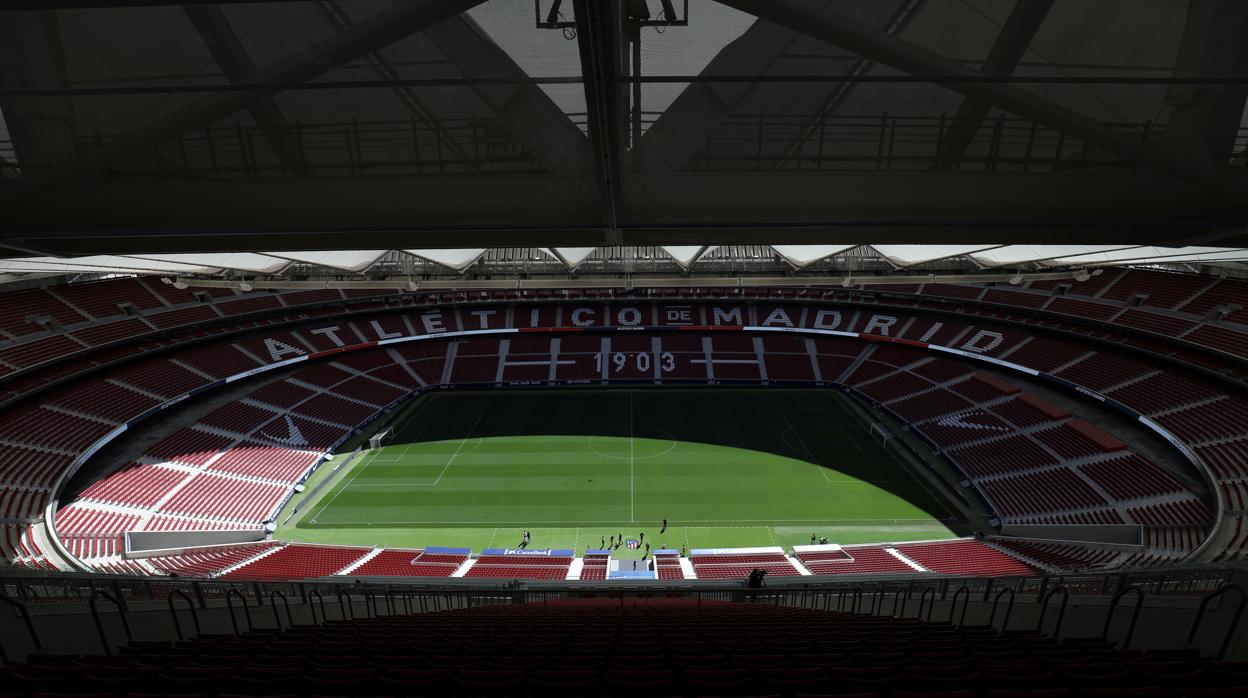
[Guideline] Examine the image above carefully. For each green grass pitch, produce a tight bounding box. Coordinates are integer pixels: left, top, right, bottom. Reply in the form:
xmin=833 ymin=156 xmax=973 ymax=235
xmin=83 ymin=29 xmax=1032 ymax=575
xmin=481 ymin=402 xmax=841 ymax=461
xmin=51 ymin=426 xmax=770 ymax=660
xmin=278 ymin=388 xmax=961 ymax=558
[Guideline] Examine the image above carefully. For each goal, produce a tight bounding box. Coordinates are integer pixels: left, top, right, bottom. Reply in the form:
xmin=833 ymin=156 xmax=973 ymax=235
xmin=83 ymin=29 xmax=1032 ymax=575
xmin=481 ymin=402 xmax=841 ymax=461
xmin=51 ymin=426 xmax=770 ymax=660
xmin=868 ymin=422 xmax=893 ymax=449
xmin=369 ymin=426 xmax=395 ymax=451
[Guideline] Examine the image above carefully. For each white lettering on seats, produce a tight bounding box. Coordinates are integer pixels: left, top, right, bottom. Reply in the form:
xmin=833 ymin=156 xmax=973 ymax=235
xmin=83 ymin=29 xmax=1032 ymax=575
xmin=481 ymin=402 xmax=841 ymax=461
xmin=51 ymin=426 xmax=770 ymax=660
xmin=961 ymin=330 xmax=1004 ymax=353
xmin=918 ymin=323 xmax=944 ymax=343
xmin=811 ymin=310 xmax=843 ymax=330
xmin=310 ymin=326 xmax=346 ymax=347
xmin=421 ymin=311 xmax=446 ymax=334
xmin=711 ymin=307 xmax=743 ymax=325
xmin=617 ymin=307 xmax=642 ymax=326
xmin=370 ymin=320 xmax=402 ymax=340
xmin=263 ymin=338 xmax=306 ymax=362
xmin=861 ymin=315 xmax=898 ymax=336
xmin=470 ymin=309 xmax=496 ymax=330
xmin=761 ymin=308 xmax=794 ymax=327
xmin=571 ymin=308 xmax=595 ymax=326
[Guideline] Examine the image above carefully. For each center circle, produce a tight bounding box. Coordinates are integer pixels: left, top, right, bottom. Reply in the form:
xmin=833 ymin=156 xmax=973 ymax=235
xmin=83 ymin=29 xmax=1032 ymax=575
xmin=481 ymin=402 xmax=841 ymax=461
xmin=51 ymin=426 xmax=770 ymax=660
xmin=588 ymin=427 xmax=679 ymax=460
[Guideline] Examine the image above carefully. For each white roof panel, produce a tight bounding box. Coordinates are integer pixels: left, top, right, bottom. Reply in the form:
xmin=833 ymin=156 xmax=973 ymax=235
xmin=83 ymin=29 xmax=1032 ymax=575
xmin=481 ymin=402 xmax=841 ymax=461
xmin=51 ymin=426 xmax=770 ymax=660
xmin=871 ymin=245 xmax=1003 ymax=266
xmin=1040 ymin=246 xmax=1240 ymax=266
xmin=130 ymin=253 xmax=291 ymax=274
xmin=770 ymin=245 xmax=856 ymax=268
xmin=265 ymin=250 xmax=389 ymax=273
xmin=0 ymin=255 xmax=219 ymax=274
xmin=549 ymin=247 xmax=598 ymax=269
xmin=661 ymin=245 xmax=714 ymax=268
xmin=971 ymin=245 xmax=1139 ymax=267
xmin=405 ymin=249 xmax=487 ymax=271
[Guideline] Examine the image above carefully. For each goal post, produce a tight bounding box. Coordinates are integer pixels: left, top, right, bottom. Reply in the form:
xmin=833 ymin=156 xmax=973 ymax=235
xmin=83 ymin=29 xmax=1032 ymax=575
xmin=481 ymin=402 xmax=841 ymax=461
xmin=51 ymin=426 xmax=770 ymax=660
xmin=369 ymin=426 xmax=394 ymax=451
xmin=868 ymin=422 xmax=892 ymax=449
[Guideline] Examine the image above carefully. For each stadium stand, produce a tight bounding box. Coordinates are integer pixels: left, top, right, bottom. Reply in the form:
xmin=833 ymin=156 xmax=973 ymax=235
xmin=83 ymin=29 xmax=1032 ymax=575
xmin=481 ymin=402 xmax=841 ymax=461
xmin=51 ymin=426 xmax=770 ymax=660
xmin=1 ymin=288 xmax=1244 ymax=573
xmin=6 ymin=597 xmax=1243 ymax=696
xmin=690 ymin=550 xmax=803 ymax=579
xmin=222 ymin=543 xmax=371 ymax=580
xmin=464 ymin=553 xmax=575 ymax=580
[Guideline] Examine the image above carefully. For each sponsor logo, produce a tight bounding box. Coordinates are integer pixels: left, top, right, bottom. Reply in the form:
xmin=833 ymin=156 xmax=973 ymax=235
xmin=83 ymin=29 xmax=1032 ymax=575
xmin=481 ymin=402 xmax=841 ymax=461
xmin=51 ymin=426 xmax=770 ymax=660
xmin=1073 ymin=384 xmax=1107 ymax=402
xmin=159 ymin=393 xmax=192 ymax=411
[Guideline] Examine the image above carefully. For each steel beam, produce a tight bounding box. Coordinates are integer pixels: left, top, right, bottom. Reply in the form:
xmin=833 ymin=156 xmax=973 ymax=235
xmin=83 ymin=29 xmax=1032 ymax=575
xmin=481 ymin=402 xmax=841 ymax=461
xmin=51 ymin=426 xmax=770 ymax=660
xmin=0 ymin=11 xmax=78 ymax=172
xmin=935 ymin=0 xmax=1054 ymax=170
xmin=714 ymin=0 xmax=1234 ymax=194
xmin=183 ymin=4 xmax=313 ymax=176
xmin=4 ymin=0 xmax=487 ymax=201
xmin=420 ymin=11 xmax=588 ymax=174
xmin=641 ymin=0 xmax=835 ymax=173
xmin=1163 ymin=0 xmax=1248 ymax=165
xmin=5 ymin=172 xmax=1246 ymax=252
xmin=573 ymin=0 xmax=625 ymax=241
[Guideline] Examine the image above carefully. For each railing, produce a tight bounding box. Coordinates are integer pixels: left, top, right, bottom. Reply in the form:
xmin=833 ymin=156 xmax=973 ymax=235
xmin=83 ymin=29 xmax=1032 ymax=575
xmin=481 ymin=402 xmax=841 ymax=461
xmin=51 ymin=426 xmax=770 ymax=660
xmin=0 ymin=567 xmax=1243 ymax=660
xmin=4 ymin=114 xmax=1243 ymax=182
xmin=687 ymin=112 xmax=1248 ymax=173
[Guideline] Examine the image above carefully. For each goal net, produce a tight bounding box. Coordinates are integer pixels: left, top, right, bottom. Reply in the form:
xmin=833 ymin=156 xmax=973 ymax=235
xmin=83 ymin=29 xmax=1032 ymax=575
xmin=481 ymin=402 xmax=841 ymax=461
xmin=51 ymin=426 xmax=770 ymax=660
xmin=369 ymin=426 xmax=394 ymax=451
xmin=868 ymin=422 xmax=893 ymax=449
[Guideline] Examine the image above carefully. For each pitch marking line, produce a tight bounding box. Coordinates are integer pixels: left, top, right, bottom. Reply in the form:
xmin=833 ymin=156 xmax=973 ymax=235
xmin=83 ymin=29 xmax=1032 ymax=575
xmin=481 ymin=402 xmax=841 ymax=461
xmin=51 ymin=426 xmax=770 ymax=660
xmin=310 ymin=397 xmax=435 ymax=523
xmin=413 ymin=412 xmax=486 ymax=487
xmin=824 ymin=391 xmax=956 ymax=521
xmin=778 ymin=409 xmax=833 ymax=484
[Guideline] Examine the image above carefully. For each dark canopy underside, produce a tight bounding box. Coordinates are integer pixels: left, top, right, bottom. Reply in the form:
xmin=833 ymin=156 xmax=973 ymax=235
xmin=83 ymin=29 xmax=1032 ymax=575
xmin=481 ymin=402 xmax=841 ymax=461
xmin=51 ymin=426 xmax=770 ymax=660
xmin=1 ymin=0 xmax=1246 ymax=256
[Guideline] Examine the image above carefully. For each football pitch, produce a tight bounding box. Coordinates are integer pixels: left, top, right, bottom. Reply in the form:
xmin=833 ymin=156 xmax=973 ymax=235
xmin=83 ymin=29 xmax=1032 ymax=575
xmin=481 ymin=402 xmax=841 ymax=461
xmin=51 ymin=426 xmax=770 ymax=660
xmin=280 ymin=389 xmax=962 ymax=556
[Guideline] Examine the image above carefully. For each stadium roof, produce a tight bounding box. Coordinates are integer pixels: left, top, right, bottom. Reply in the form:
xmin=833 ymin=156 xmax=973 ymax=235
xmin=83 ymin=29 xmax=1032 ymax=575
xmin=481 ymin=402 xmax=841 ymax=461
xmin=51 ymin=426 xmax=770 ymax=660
xmin=2 ymin=244 xmax=1246 ymax=284
xmin=1 ymin=0 xmax=1247 ymax=256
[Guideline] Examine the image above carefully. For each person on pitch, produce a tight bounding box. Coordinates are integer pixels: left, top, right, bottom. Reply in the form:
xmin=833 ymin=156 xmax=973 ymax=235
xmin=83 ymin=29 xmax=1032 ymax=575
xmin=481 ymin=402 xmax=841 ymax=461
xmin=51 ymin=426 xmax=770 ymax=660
xmin=661 ymin=518 xmax=667 ymax=533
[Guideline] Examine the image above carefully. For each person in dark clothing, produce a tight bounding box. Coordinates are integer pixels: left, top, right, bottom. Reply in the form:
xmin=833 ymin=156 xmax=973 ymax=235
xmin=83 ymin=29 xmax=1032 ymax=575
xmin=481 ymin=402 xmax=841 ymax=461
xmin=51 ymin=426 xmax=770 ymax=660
xmin=811 ymin=533 xmax=817 ymax=545
xmin=661 ymin=518 xmax=668 ymax=533
xmin=747 ymin=568 xmax=768 ymax=589
xmin=680 ymin=546 xmax=687 ymax=557
xmin=601 ymin=536 xmax=606 ymax=549
xmin=639 ymin=532 xmax=644 ymax=544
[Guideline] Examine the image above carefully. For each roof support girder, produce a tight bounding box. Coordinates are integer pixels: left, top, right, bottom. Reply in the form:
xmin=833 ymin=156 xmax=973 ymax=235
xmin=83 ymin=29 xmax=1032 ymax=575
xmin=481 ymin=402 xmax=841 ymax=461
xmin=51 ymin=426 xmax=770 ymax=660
xmin=420 ymin=12 xmax=589 ymax=174
xmin=4 ymin=0 xmax=488 ymax=202
xmin=573 ymin=0 xmax=625 ymax=241
xmin=183 ymin=4 xmax=314 ymax=176
xmin=935 ymin=0 xmax=1055 ymax=170
xmin=5 ymin=172 xmax=1247 ymax=253
xmin=713 ymin=0 xmax=1235 ymax=194
xmin=1163 ymin=0 xmax=1248 ymax=165
xmin=0 ymin=11 xmax=78 ymax=172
